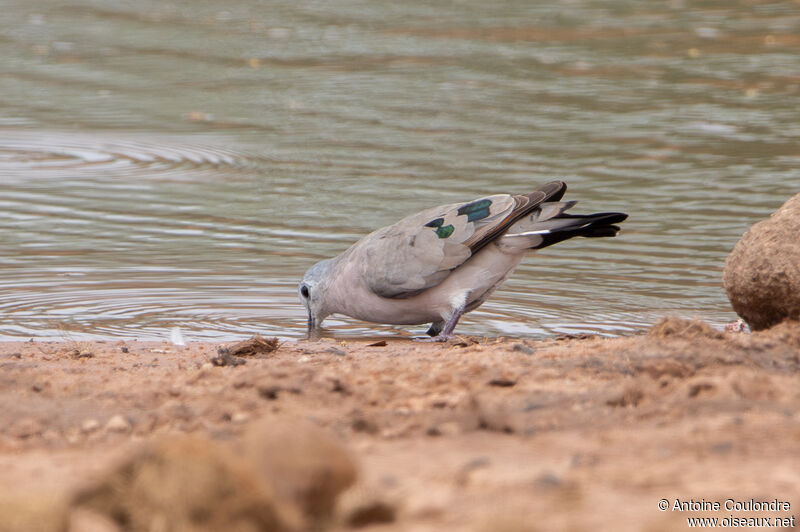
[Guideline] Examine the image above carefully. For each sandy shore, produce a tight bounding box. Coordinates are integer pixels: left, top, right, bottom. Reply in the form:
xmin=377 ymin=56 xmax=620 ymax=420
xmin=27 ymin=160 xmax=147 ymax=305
xmin=1 ymin=318 xmax=799 ymax=531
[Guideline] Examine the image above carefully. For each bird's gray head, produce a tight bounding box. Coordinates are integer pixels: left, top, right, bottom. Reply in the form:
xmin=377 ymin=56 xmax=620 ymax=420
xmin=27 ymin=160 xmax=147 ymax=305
xmin=299 ymin=258 xmax=335 ymax=335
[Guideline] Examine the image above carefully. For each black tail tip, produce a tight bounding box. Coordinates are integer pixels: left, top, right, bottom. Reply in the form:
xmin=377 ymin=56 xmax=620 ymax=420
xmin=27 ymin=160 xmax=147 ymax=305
xmin=583 ymin=224 xmax=622 ymax=238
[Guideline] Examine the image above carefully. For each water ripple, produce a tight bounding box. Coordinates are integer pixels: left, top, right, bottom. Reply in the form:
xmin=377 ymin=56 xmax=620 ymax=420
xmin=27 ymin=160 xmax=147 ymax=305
xmin=1 ymin=0 xmax=798 ymax=340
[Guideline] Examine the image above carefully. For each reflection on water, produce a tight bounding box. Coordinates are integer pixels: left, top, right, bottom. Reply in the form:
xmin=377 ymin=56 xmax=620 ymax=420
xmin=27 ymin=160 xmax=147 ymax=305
xmin=0 ymin=1 xmax=798 ymax=340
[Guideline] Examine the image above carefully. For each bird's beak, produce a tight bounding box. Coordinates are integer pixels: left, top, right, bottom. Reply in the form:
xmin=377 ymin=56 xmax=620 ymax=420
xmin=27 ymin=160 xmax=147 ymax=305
xmin=307 ymin=312 xmax=321 ymax=340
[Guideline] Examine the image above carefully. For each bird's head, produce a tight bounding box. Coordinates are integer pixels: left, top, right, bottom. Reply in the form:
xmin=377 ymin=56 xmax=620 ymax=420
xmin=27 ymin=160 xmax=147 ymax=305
xmin=299 ymin=258 xmax=335 ymax=337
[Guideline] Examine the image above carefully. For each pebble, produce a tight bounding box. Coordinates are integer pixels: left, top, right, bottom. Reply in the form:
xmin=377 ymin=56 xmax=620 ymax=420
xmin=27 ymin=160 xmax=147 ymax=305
xmin=64 ymin=428 xmax=82 ymax=444
xmin=81 ymin=419 xmax=101 ymax=433
xmin=511 ymin=343 xmax=534 ymax=355
xmin=231 ymin=412 xmax=250 ymax=424
xmin=105 ymin=414 xmax=131 ymax=433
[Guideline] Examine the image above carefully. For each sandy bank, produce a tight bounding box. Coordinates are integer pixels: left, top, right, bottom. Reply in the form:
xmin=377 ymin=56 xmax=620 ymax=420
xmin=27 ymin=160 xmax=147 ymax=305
xmin=1 ymin=318 xmax=799 ymax=531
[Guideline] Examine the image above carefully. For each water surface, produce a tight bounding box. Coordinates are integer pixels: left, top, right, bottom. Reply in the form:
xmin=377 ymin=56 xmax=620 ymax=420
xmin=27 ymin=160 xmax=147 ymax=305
xmin=0 ymin=0 xmax=798 ymax=340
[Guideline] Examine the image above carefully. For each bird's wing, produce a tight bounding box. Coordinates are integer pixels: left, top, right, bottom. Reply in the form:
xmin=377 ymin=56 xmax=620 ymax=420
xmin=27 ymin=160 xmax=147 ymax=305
xmin=357 ymin=181 xmax=566 ymax=298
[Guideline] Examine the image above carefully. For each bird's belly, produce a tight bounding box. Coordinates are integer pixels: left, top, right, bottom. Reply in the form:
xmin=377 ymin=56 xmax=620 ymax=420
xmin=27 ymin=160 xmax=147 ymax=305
xmin=441 ymin=246 xmax=525 ymax=310
xmin=354 ymin=245 xmax=524 ymax=325
xmin=333 ymin=244 xmax=525 ymax=326
xmin=341 ymin=295 xmax=442 ymax=325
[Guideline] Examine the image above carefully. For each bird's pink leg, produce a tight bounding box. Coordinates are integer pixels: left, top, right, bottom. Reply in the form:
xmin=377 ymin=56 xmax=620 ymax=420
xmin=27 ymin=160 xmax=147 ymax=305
xmin=415 ymin=304 xmax=464 ymax=342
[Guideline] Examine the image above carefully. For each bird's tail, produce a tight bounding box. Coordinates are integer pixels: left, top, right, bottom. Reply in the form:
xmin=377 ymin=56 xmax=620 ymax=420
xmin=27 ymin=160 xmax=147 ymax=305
xmin=500 ymin=201 xmax=628 ymax=251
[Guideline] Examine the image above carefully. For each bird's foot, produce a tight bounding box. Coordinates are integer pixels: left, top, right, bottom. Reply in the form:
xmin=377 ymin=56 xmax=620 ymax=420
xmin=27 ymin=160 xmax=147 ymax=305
xmin=413 ymin=334 xmax=479 ymax=345
xmin=413 ymin=334 xmax=455 ymax=343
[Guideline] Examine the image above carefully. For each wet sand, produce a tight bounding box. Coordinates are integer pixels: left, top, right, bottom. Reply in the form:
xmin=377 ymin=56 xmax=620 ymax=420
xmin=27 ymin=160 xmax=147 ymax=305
xmin=1 ymin=318 xmax=799 ymax=531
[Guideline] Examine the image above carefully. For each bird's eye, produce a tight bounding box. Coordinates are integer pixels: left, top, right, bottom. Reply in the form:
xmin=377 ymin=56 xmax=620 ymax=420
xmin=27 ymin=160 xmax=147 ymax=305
xmin=300 ymin=285 xmax=310 ymax=298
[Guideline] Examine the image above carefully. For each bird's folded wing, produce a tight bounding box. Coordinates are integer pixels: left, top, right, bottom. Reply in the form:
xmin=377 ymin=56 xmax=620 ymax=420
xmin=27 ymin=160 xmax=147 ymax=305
xmin=358 ymin=191 xmax=545 ymax=298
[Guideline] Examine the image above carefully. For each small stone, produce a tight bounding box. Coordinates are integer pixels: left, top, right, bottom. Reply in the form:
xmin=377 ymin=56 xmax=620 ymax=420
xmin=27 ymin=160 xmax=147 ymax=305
xmin=231 ymin=412 xmax=250 ymax=424
xmin=535 ymin=472 xmax=562 ymax=488
xmin=201 ymin=362 xmax=214 ymax=370
xmin=351 ymin=415 xmax=378 ymax=434
xmin=82 ymin=419 xmax=101 ymax=433
xmin=258 ymin=385 xmax=280 ymax=400
xmin=210 ymin=348 xmax=247 ymax=367
xmin=330 ymin=378 xmax=350 ymax=395
xmin=105 ymin=415 xmax=131 ymax=433
xmin=65 ymin=427 xmax=82 ymax=444
xmin=487 ymin=378 xmax=516 ymax=387
xmin=511 ymin=343 xmax=534 ymax=355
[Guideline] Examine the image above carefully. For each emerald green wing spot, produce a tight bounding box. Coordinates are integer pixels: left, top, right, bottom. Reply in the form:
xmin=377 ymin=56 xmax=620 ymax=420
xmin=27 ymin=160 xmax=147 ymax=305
xmin=457 ymin=198 xmax=492 ymax=222
xmin=435 ymin=224 xmax=454 ymax=239
xmin=424 ymin=218 xmax=453 ymax=238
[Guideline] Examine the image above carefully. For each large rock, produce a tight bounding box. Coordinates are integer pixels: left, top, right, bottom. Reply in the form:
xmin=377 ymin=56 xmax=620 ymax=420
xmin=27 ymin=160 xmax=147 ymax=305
xmin=72 ymin=435 xmax=302 ymax=532
xmin=70 ymin=418 xmax=357 ymax=532
xmin=724 ymin=193 xmax=800 ymax=330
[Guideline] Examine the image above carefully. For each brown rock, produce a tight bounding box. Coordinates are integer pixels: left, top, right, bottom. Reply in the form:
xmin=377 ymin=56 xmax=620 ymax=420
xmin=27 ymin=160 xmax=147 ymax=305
xmin=243 ymin=418 xmax=358 ymax=523
xmin=224 ymin=334 xmax=279 ymax=356
xmin=72 ymin=435 xmax=301 ymax=532
xmin=724 ymin=193 xmax=800 ymax=330
xmin=81 ymin=419 xmax=101 ymax=433
xmin=210 ymin=349 xmax=247 ymax=367
xmin=104 ymin=415 xmax=131 ymax=433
